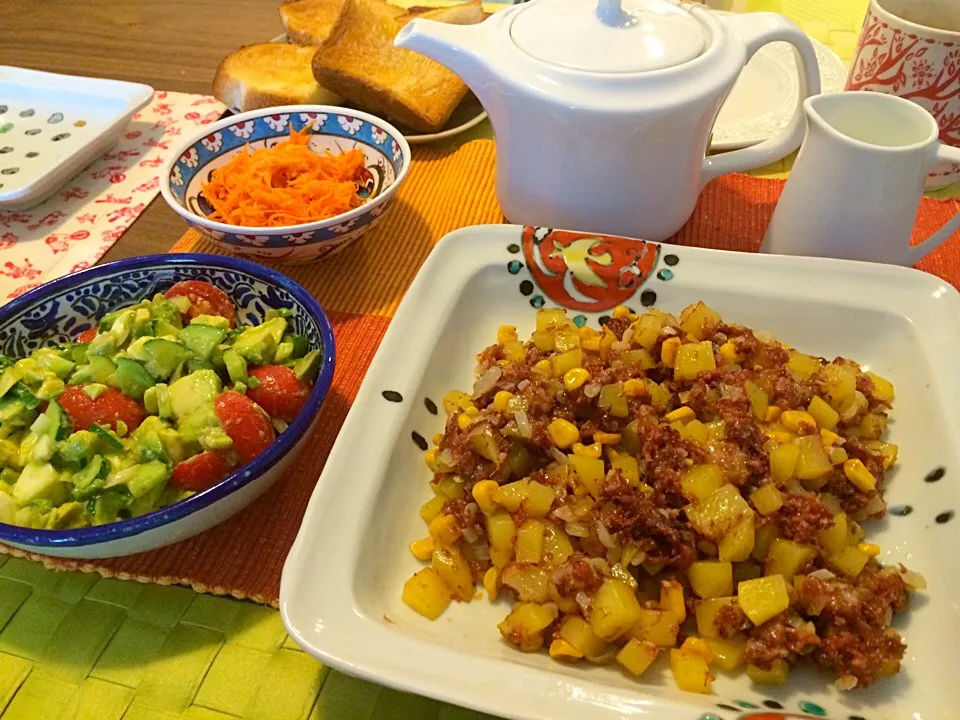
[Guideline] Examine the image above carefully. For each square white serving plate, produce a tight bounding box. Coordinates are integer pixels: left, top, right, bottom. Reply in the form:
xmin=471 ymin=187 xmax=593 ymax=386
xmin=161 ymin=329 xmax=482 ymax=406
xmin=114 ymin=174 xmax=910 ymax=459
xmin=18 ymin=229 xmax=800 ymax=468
xmin=281 ymin=224 xmax=960 ymax=720
xmin=0 ymin=66 xmax=153 ymax=210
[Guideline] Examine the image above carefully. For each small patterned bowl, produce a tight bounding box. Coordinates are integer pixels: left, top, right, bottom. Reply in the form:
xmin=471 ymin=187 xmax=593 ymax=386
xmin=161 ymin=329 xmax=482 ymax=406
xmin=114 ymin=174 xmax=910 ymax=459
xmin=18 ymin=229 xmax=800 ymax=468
xmin=0 ymin=253 xmax=335 ymax=558
xmin=160 ymin=105 xmax=411 ymax=264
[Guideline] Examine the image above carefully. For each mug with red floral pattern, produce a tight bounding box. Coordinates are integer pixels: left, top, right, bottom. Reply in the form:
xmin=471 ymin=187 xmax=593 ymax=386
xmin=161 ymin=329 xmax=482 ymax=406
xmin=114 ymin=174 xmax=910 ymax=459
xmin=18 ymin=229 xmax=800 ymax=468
xmin=846 ymin=0 xmax=960 ymax=188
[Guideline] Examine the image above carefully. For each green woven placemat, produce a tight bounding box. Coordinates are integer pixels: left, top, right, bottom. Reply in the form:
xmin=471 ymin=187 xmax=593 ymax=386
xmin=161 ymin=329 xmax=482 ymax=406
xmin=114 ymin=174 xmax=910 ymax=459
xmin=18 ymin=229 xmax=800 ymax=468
xmin=0 ymin=555 xmax=494 ymax=719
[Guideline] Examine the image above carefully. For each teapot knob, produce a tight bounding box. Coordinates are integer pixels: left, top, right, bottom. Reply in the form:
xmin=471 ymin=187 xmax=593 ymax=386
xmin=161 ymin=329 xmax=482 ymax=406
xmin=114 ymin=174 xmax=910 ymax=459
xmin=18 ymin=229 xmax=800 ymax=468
xmin=597 ymin=0 xmax=636 ymax=27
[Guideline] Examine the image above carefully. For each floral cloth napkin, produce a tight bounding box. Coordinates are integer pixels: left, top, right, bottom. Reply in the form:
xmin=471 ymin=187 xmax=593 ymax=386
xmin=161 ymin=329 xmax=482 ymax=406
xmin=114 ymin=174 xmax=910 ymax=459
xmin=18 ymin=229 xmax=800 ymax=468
xmin=0 ymin=91 xmax=225 ymax=303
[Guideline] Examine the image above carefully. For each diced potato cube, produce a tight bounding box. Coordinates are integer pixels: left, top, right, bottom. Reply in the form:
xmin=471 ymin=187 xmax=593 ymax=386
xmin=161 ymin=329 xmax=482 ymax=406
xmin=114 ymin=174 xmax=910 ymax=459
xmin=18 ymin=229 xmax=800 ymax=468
xmin=523 ymin=481 xmax=556 ymax=517
xmin=695 ymin=596 xmax=741 ymax=639
xmin=486 ymin=512 xmax=516 ymax=550
xmin=681 ymin=637 xmax=715 ymax=664
xmin=552 ymin=349 xmax=583 ymax=377
xmin=435 ymin=475 xmax=466 ymax=500
xmin=420 ymin=496 xmax=445 ymax=523
xmin=432 ymin=546 xmax=474 ymax=602
xmin=827 ymin=445 xmax=848 ymax=465
xmin=598 ymin=383 xmax=629 ymax=418
xmin=689 ymin=561 xmax=734 ymax=599
xmin=559 ymin=616 xmax=610 ymax=660
xmin=769 ymin=443 xmax=799 ymax=482
xmin=670 ymin=649 xmax=714 ymax=694
xmin=493 ymin=479 xmax=527 ymax=512
xmin=498 ymin=603 xmax=559 ymax=652
xmin=822 ymin=363 xmax=857 ymax=410
xmin=490 ymin=547 xmax=513 ymax=569
xmin=827 ymin=545 xmax=870 ymax=579
xmin=554 ymin=326 xmax=581 ymax=352
xmin=428 ymin=514 xmax=461 ymax=545
xmin=616 ymin=638 xmax=661 ymax=677
xmin=786 ymin=351 xmax=821 ymax=381
xmin=631 ymin=608 xmax=680 ymax=646
xmin=752 ymin=522 xmax=779 ymax=562
xmin=747 ymin=659 xmax=789 ymax=685
xmin=542 ymin=521 xmax=574 ymax=566
xmin=402 ymin=568 xmax=452 ymax=620
xmin=686 ymin=484 xmax=752 ymax=541
xmin=865 ymin=371 xmax=895 ymax=402
xmin=615 ymin=349 xmax=656 ymax=370
xmin=589 ymin=579 xmax=643 ymax=641
xmin=515 ymin=520 xmax=544 ymax=564
xmin=632 ymin=314 xmax=664 ymax=350
xmin=501 ymin=565 xmax=551 ymax=603
xmin=674 ymin=341 xmax=717 ymax=381
xmin=660 ymin=580 xmax=686 ymax=623
xmin=764 ymin=539 xmax=816 ymax=581
xmin=744 ymin=380 xmax=768 ymax=420
xmin=536 ymin=308 xmax=566 ymax=333
xmin=750 ymin=484 xmax=783 ymax=516
xmin=863 ymin=440 xmax=898 ymax=470
xmin=807 ymin=395 xmax=839 ymax=431
xmin=531 ymin=331 xmax=555 ymax=352
xmin=794 ymin=435 xmax=833 ymax=481
xmin=569 ymin=455 xmax=605 ymax=498
xmin=737 ymin=575 xmax=790 ymax=626
xmin=681 ymin=464 xmax=725 ymax=503
xmin=679 ymin=419 xmax=708 ymax=444
xmin=707 ymin=637 xmax=747 ymax=671
xmin=680 ymin=302 xmax=722 ymax=341
xmin=719 ymin=514 xmax=755 ymax=563
xmin=549 ymin=638 xmax=582 ymax=660
xmin=817 ymin=513 xmax=848 ymax=555
xmin=610 ymin=450 xmax=640 ymax=484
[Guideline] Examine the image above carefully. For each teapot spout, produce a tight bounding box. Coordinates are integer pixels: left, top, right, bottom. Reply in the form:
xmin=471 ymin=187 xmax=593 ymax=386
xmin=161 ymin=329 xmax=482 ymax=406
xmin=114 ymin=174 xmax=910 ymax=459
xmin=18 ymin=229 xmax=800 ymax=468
xmin=394 ymin=19 xmax=494 ymax=104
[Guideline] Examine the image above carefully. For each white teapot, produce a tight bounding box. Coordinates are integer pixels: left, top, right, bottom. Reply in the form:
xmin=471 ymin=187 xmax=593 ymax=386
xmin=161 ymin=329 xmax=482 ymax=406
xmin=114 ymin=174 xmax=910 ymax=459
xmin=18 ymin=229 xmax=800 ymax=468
xmin=396 ymin=0 xmax=821 ymax=241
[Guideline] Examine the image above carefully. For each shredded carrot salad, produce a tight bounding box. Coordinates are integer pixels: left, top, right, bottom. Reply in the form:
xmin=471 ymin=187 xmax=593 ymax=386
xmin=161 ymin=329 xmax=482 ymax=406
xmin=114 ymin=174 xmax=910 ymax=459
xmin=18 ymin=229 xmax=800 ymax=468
xmin=201 ymin=127 xmax=367 ymax=228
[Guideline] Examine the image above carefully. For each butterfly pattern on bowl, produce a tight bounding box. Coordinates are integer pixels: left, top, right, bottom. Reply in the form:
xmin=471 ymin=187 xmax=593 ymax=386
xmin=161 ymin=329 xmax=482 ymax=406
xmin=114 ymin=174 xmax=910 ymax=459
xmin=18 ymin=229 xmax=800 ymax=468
xmin=164 ymin=111 xmax=407 ymax=263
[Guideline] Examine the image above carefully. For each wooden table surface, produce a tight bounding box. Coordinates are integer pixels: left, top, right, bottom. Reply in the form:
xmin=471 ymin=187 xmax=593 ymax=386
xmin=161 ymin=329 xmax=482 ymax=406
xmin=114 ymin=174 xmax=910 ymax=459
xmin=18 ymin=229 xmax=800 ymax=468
xmin=0 ymin=0 xmax=282 ymax=262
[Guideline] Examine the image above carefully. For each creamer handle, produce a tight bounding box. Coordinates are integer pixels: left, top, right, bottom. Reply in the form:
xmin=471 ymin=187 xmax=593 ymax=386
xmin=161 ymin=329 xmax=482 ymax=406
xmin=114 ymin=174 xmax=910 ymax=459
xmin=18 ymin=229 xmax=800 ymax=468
xmin=702 ymin=12 xmax=821 ymax=185
xmin=905 ymin=143 xmax=960 ymax=265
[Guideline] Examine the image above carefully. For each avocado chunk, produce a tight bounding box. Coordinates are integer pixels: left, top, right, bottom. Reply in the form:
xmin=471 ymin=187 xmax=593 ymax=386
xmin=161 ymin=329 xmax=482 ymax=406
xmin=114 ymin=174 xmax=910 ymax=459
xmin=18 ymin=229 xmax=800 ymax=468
xmin=178 ymin=324 xmax=227 ymax=361
xmin=91 ymin=488 xmax=130 ymax=526
xmin=114 ymin=358 xmax=155 ymax=400
xmin=69 ymin=355 xmax=117 ymax=386
xmin=0 ymin=492 xmax=16 ymax=524
xmin=190 ymin=315 xmax=231 ymax=330
xmin=294 ymin=350 xmax=322 ymax=383
xmin=71 ymin=455 xmax=105 ymax=494
xmin=0 ymin=367 xmax=22 ymax=399
xmin=186 ymin=359 xmax=214 ymax=374
xmin=273 ymin=342 xmax=294 ymax=364
xmin=50 ymin=502 xmax=87 ymax=529
xmin=143 ymin=339 xmax=194 ymax=380
xmin=58 ymin=431 xmax=99 ymax=466
xmin=35 ymin=353 xmax=75 ymax=379
xmin=126 ymin=461 xmax=170 ymax=499
xmin=222 ymin=349 xmax=247 ymax=384
xmin=168 ymin=369 xmax=221 ymax=420
xmin=13 ymin=462 xmax=67 ymax=505
xmin=231 ymin=317 xmax=286 ymax=365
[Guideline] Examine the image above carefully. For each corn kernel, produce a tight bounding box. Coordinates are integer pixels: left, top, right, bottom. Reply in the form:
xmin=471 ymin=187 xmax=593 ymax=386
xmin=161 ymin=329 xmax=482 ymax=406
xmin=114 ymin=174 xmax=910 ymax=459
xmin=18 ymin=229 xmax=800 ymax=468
xmin=465 ymin=404 xmax=480 ymax=418
xmin=572 ymin=442 xmax=602 ymax=459
xmin=432 ymin=433 xmax=444 ymax=446
xmin=457 ymin=413 xmax=473 ymax=431
xmin=483 ymin=567 xmax=500 ymax=600
xmin=549 ymin=638 xmax=584 ymax=660
xmin=581 ymin=335 xmax=601 ymax=352
xmin=428 ymin=514 xmax=460 ymax=545
xmin=820 ymin=428 xmax=842 ymax=446
xmin=472 ymin=480 xmax=500 ymax=514
xmin=781 ymin=410 xmax=817 ymax=434
xmin=661 ymin=337 xmax=682 ymax=368
xmin=579 ymin=326 xmax=598 ymax=340
xmin=593 ymin=431 xmax=622 ymax=445
xmin=857 ymin=542 xmax=881 ymax=558
xmin=719 ymin=341 xmax=744 ymax=365
xmin=612 ymin=305 xmax=631 ymax=319
xmin=493 ymin=391 xmax=514 ymax=413
xmin=410 ymin=537 xmax=434 ymax=560
xmin=765 ymin=430 xmax=793 ymax=445
xmin=623 ymin=378 xmax=645 ymax=397
xmin=548 ymin=418 xmax=580 ymax=448
xmin=534 ymin=359 xmax=552 ymax=375
xmin=497 ymin=325 xmax=518 ymax=344
xmin=425 ymin=448 xmax=439 ymax=472
xmin=563 ymin=368 xmax=591 ymax=391
xmin=681 ymin=637 xmax=715 ymax=664
xmin=764 ymin=406 xmax=782 ymax=422
xmin=844 ymin=459 xmax=877 ymax=492
xmin=665 ymin=406 xmax=695 ymax=423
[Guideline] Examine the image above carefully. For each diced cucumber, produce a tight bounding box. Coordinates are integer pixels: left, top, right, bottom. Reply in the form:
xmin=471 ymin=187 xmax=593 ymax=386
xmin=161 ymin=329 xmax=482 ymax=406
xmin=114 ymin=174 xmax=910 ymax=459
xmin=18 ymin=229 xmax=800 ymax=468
xmin=178 ymin=324 xmax=227 ymax=361
xmin=91 ymin=424 xmax=124 ymax=452
xmin=69 ymin=355 xmax=117 ymax=385
xmin=294 ymin=350 xmax=322 ymax=383
xmin=155 ymin=319 xmax=180 ymax=338
xmin=114 ymin=358 xmax=155 ymax=400
xmin=283 ymin=334 xmax=309 ymax=360
xmin=72 ymin=455 xmax=105 ymax=492
xmin=222 ymin=349 xmax=247 ymax=384
xmin=186 ymin=359 xmax=214 ymax=374
xmin=142 ymin=339 xmax=194 ymax=380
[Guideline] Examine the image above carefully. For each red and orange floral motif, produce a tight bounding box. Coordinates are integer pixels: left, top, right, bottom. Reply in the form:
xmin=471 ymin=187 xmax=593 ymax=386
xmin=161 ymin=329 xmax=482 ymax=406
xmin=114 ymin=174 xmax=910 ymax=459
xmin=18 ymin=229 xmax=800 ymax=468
xmin=521 ymin=227 xmax=659 ymax=312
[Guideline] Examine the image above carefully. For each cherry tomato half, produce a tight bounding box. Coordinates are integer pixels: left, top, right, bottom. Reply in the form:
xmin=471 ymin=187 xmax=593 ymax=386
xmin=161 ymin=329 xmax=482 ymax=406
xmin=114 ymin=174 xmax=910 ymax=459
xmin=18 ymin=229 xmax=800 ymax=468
xmin=247 ymin=365 xmax=310 ymax=423
xmin=214 ymin=391 xmax=275 ymax=464
xmin=76 ymin=328 xmax=98 ymax=344
xmin=170 ymin=451 xmax=233 ymax=491
xmin=59 ymin=386 xmax=146 ymax=432
xmin=165 ymin=281 xmax=236 ymax=327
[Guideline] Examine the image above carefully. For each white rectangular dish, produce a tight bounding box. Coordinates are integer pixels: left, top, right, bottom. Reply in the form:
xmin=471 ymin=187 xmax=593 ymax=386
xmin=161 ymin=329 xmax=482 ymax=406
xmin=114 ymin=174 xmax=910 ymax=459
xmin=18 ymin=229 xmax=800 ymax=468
xmin=0 ymin=66 xmax=153 ymax=210
xmin=281 ymin=224 xmax=960 ymax=720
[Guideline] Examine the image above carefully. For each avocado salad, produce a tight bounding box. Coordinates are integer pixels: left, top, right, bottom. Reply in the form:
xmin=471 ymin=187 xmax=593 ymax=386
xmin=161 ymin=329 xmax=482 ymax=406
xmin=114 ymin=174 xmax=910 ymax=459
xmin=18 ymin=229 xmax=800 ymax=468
xmin=0 ymin=280 xmax=320 ymax=531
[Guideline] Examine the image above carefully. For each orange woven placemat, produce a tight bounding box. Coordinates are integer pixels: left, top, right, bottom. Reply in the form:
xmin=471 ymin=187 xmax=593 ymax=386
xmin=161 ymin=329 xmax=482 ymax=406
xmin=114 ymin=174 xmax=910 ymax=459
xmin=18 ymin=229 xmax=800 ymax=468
xmin=7 ymin=138 xmax=959 ymax=606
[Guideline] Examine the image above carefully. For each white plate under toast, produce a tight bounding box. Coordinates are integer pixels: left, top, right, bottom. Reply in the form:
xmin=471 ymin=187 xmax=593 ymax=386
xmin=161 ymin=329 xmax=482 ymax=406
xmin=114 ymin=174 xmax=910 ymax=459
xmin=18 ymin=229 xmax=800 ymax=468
xmin=0 ymin=66 xmax=153 ymax=210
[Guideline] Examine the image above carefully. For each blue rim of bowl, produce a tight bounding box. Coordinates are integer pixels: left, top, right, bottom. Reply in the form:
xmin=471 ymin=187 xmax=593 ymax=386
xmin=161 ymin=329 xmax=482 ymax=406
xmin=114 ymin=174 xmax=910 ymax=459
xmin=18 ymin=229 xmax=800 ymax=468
xmin=0 ymin=253 xmax=336 ymax=548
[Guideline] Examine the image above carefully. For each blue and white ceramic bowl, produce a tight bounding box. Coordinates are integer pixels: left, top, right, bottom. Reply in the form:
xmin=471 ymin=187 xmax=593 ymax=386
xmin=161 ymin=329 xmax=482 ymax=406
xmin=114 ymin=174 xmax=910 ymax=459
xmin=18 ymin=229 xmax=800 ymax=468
xmin=160 ymin=105 xmax=411 ymax=264
xmin=0 ymin=254 xmax=335 ymax=559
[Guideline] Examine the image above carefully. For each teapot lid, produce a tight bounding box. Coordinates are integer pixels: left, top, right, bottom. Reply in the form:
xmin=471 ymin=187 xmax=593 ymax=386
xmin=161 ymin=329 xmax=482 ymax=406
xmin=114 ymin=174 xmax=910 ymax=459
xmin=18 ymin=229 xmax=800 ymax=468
xmin=510 ymin=0 xmax=705 ymax=74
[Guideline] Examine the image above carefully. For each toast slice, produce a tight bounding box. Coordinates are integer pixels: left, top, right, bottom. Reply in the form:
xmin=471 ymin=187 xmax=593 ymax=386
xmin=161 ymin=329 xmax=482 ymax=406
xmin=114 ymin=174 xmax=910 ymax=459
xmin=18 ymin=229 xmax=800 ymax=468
xmin=394 ymin=2 xmax=489 ymax=25
xmin=212 ymin=43 xmax=342 ymax=113
xmin=279 ymin=0 xmax=405 ymax=46
xmin=311 ymin=0 xmax=484 ymax=133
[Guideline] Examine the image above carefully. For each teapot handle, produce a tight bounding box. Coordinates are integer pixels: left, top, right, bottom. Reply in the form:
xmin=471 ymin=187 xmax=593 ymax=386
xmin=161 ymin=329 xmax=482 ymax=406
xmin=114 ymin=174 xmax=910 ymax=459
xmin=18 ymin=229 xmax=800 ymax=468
xmin=701 ymin=13 xmax=822 ymax=185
